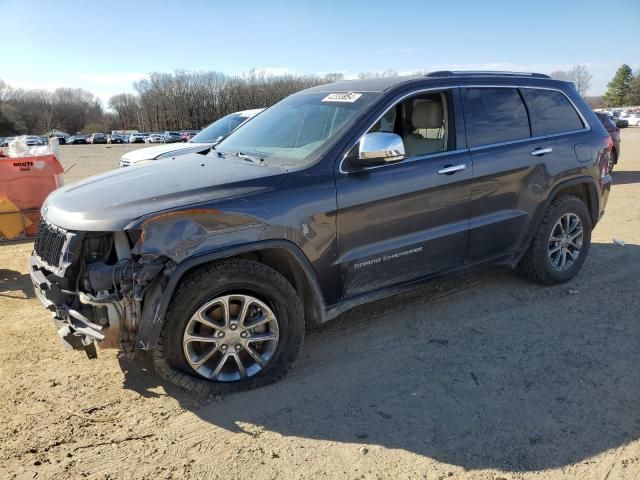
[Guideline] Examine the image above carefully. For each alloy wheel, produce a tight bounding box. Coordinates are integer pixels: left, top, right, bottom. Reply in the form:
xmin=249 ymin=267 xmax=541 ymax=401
xmin=548 ymin=213 xmax=583 ymax=271
xmin=182 ymin=294 xmax=279 ymax=382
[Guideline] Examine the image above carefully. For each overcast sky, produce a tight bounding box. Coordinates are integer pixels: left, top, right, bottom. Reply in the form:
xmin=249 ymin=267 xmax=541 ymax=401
xmin=1 ymin=0 xmax=638 ymax=106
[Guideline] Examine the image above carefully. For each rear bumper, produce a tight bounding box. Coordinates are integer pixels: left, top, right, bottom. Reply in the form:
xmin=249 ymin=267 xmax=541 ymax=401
xmin=599 ymin=174 xmax=612 ymax=220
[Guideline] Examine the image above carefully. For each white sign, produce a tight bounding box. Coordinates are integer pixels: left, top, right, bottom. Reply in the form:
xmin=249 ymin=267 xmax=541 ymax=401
xmin=322 ymin=92 xmax=362 ymax=103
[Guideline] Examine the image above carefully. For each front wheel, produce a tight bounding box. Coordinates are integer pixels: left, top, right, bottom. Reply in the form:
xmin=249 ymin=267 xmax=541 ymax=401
xmin=153 ymin=259 xmax=305 ymax=394
xmin=518 ymin=195 xmax=592 ymax=285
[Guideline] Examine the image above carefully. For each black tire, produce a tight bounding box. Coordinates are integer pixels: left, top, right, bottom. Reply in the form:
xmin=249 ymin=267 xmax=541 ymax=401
xmin=609 ymin=149 xmax=618 ymax=173
xmin=153 ymin=259 xmax=304 ymax=394
xmin=518 ymin=195 xmax=592 ymax=285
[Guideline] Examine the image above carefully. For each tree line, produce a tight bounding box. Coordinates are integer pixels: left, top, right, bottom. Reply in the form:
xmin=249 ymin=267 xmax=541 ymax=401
xmin=0 ymin=79 xmax=107 ymax=135
xmin=110 ymin=70 xmax=344 ymax=132
xmin=3 ymin=64 xmax=638 ymax=136
xmin=0 ymin=71 xmax=344 ymax=136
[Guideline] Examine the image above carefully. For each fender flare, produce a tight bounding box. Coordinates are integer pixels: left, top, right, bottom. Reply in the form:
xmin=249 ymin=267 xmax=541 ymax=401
xmin=139 ymin=239 xmax=328 ymax=350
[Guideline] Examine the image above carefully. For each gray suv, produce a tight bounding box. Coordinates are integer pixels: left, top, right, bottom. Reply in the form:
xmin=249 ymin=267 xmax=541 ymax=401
xmin=30 ymin=71 xmax=612 ymax=394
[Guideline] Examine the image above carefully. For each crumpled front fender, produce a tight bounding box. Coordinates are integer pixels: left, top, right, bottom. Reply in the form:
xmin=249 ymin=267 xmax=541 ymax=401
xmin=130 ymin=208 xmax=267 ymax=263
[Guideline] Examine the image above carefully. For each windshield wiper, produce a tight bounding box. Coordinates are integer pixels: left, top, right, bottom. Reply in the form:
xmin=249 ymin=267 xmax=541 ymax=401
xmin=222 ymin=151 xmax=264 ymax=164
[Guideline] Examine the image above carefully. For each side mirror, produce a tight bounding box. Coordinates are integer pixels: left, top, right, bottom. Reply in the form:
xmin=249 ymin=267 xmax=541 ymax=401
xmin=351 ymin=132 xmax=405 ymax=167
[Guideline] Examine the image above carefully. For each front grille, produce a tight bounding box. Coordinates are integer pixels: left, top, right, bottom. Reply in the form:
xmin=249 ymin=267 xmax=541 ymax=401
xmin=34 ymin=219 xmax=67 ymax=267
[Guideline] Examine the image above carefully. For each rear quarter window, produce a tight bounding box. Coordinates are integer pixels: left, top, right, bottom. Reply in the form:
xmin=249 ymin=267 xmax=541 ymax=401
xmin=462 ymin=88 xmax=530 ymax=147
xmin=521 ymin=88 xmax=584 ymax=136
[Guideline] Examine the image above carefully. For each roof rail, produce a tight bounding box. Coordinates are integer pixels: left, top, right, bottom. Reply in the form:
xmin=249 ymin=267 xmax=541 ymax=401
xmin=424 ymin=70 xmax=551 ymax=79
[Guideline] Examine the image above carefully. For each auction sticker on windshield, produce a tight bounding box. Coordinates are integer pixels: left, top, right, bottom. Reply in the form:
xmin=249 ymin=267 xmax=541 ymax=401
xmin=322 ymin=92 xmax=362 ymax=103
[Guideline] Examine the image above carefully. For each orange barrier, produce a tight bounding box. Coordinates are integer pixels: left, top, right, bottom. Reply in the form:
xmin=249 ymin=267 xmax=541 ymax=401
xmin=0 ymin=154 xmax=64 ymax=239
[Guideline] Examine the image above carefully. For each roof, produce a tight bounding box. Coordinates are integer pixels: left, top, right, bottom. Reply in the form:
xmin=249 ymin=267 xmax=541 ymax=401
xmin=304 ymin=71 xmax=556 ymax=94
xmin=45 ymin=129 xmax=70 ymax=137
xmin=237 ymin=108 xmax=265 ymax=117
xmin=305 ymin=75 xmax=423 ymax=93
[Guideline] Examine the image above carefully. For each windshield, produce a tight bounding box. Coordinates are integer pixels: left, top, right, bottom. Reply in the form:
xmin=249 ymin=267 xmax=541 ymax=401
xmin=213 ymin=91 xmax=381 ymax=166
xmin=191 ymin=113 xmax=249 ymax=143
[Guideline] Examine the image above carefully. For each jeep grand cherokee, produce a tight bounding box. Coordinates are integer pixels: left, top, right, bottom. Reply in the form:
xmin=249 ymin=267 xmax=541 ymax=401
xmin=30 ymin=71 xmax=612 ymax=394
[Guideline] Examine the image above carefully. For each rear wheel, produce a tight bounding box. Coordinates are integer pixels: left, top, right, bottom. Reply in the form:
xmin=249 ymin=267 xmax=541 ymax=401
xmin=518 ymin=195 xmax=591 ymax=285
xmin=608 ymin=149 xmax=617 ymax=173
xmin=153 ymin=259 xmax=304 ymax=394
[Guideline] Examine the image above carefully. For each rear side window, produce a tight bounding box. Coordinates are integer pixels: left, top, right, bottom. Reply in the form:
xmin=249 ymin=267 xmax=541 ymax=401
xmin=462 ymin=88 xmax=530 ymax=147
xmin=521 ymin=88 xmax=584 ymax=136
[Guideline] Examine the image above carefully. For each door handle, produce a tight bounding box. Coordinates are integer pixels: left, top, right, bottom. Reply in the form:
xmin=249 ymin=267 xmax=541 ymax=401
xmin=438 ymin=164 xmax=467 ymax=175
xmin=530 ymin=147 xmax=553 ymax=156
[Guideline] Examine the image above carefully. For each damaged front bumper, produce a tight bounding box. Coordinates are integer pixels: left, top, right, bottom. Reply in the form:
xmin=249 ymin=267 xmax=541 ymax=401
xmin=29 ymin=254 xmax=120 ymax=358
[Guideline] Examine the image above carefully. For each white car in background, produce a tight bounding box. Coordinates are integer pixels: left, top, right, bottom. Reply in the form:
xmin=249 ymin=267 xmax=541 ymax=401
xmin=145 ymin=133 xmax=164 ymax=144
xmin=621 ymin=112 xmax=640 ymax=126
xmin=128 ymin=133 xmax=147 ymax=143
xmin=24 ymin=135 xmax=45 ymax=146
xmin=119 ymin=108 xmax=263 ymax=167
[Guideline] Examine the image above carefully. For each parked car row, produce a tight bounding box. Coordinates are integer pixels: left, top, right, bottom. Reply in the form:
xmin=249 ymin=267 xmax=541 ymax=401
xmin=596 ymin=108 xmax=640 ymax=128
xmin=0 ymin=135 xmax=47 ymax=147
xmin=620 ymin=112 xmax=640 ymax=126
xmin=0 ymin=129 xmax=216 ymax=148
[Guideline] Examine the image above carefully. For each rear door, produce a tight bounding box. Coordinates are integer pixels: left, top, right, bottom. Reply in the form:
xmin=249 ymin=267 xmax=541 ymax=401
xmin=462 ymin=86 xmax=588 ymax=262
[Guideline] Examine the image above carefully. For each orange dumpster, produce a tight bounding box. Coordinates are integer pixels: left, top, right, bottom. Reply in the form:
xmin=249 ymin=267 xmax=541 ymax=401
xmin=0 ymin=154 xmax=64 ymax=239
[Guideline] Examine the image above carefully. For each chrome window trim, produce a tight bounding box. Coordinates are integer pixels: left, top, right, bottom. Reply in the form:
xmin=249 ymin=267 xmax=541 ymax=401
xmin=339 ymin=84 xmax=590 ymax=174
xmin=468 ymin=128 xmax=589 ymax=153
xmin=340 ymin=148 xmax=469 ymax=174
xmin=454 ymin=85 xmax=591 ymax=148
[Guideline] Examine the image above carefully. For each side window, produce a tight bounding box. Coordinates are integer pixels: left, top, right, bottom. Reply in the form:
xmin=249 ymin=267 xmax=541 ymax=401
xmin=462 ymin=88 xmax=530 ymax=147
xmin=521 ymin=88 xmax=584 ymax=136
xmin=364 ymin=90 xmax=456 ymax=159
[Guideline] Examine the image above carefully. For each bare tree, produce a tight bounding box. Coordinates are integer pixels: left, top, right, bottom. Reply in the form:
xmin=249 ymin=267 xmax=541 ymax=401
xmin=569 ymin=65 xmax=592 ymax=96
xmin=108 ymin=93 xmax=141 ymax=129
xmin=0 ymin=79 xmax=9 ymax=103
xmin=550 ymin=70 xmax=572 ymax=81
xmin=358 ymin=69 xmax=398 ymax=79
xmin=550 ymin=65 xmax=592 ymax=96
xmin=52 ymin=88 xmax=102 ymax=134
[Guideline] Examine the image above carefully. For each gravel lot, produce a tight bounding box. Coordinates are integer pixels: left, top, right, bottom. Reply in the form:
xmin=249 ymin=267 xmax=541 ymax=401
xmin=1 ymin=132 xmax=640 ymax=480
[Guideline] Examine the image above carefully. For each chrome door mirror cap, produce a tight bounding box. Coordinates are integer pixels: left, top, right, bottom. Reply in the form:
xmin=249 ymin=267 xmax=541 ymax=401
xmin=354 ymin=132 xmax=405 ymax=167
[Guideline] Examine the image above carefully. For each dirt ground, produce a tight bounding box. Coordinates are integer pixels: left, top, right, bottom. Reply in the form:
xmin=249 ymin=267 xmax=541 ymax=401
xmin=1 ymin=133 xmax=640 ymax=480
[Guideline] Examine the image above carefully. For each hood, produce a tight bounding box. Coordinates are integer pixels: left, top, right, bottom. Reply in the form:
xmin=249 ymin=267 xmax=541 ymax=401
xmin=121 ymin=142 xmax=213 ymax=164
xmin=44 ymin=153 xmax=287 ymax=231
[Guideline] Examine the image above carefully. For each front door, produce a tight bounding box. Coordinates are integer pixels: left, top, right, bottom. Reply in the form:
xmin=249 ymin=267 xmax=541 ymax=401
xmin=335 ymin=88 xmax=472 ymax=298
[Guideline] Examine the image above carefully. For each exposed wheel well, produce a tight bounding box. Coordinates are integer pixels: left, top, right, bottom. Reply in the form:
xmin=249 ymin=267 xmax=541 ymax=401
xmin=551 ymin=182 xmax=598 ymax=227
xmin=226 ymin=248 xmax=323 ymax=327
